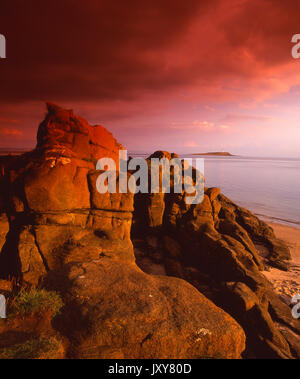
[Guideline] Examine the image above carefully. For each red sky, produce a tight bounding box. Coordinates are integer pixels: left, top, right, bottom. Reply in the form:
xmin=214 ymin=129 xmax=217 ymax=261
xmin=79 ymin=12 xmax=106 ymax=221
xmin=0 ymin=0 xmax=300 ymax=156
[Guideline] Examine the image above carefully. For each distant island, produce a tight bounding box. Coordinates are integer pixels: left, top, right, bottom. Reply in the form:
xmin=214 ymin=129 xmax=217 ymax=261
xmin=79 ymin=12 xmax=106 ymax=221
xmin=192 ymin=152 xmax=234 ymax=156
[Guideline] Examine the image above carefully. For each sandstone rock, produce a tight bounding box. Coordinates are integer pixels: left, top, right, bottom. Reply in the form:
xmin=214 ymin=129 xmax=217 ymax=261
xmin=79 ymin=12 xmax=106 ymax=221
xmin=44 ymin=258 xmax=245 ymax=359
xmin=23 ymin=160 xmax=91 ymax=212
xmin=147 ymin=193 xmax=166 ymax=227
xmin=37 ymin=103 xmax=123 ymax=165
xmin=0 ymin=107 xmax=297 ymax=359
xmin=148 ymin=151 xmax=179 ymax=160
xmin=0 ymin=214 xmax=9 ymax=252
xmin=88 ymin=171 xmax=134 ymax=212
xmin=0 ymin=103 xmax=134 ymax=284
xmin=146 ymin=235 xmax=158 ymax=249
xmin=132 ymin=155 xmax=297 ymax=359
xmin=225 ymin=282 xmax=259 ymax=313
xmin=206 ymin=187 xmax=221 ymax=202
xmin=0 ymin=279 xmax=13 ymax=298
xmin=17 ymin=227 xmax=47 ymax=285
xmin=163 ymin=235 xmax=181 ymax=259
xmin=279 ymin=328 xmax=300 ymax=358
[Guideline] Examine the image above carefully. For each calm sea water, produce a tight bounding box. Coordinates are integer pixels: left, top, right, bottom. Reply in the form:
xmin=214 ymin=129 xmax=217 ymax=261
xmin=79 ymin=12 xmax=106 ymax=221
xmin=201 ymin=156 xmax=300 ymax=229
xmin=130 ymin=152 xmax=300 ymax=229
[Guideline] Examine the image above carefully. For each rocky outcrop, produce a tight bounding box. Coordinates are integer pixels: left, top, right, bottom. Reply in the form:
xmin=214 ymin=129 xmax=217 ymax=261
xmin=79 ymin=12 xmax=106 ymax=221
xmin=0 ymin=104 xmax=246 ymax=359
xmin=0 ymin=105 xmax=298 ymax=359
xmin=132 ymin=152 xmax=299 ymax=359
xmin=0 ymin=103 xmax=134 ymax=284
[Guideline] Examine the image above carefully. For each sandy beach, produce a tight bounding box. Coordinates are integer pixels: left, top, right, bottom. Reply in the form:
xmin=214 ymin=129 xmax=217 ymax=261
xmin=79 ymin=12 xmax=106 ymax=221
xmin=262 ymin=223 xmax=300 ymax=304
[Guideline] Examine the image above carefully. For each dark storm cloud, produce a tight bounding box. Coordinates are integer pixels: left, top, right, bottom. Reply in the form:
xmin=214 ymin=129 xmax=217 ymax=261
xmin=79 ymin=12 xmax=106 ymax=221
xmin=0 ymin=0 xmax=300 ymax=154
xmin=0 ymin=0 xmax=215 ymax=102
xmin=1 ymin=0 xmax=297 ymax=104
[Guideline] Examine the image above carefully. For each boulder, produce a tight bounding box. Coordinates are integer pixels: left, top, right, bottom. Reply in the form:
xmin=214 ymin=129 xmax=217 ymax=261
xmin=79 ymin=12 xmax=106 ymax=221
xmin=44 ymin=258 xmax=245 ymax=359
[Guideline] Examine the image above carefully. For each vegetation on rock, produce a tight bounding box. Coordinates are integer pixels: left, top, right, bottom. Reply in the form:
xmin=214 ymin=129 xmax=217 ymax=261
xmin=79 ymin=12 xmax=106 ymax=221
xmin=0 ymin=337 xmax=60 ymax=359
xmin=9 ymin=289 xmax=63 ymax=318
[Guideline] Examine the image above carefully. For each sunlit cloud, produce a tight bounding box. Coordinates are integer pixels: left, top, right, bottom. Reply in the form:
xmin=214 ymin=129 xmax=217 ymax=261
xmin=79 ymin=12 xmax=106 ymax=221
xmin=184 ymin=141 xmax=198 ymax=147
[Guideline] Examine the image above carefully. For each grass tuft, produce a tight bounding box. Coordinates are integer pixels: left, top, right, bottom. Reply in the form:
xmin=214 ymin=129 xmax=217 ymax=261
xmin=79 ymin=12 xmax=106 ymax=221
xmin=0 ymin=337 xmax=60 ymax=359
xmin=9 ymin=289 xmax=63 ymax=317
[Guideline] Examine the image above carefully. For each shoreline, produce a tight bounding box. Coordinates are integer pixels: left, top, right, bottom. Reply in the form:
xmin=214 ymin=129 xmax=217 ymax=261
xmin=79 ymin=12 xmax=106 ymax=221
xmin=257 ymin=214 xmax=300 ymax=230
xmin=262 ymin=222 xmax=300 ymax=304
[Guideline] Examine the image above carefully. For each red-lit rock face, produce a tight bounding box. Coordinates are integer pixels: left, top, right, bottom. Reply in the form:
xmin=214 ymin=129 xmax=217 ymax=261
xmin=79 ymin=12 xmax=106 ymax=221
xmin=36 ymin=102 xmax=123 ymax=165
xmin=0 ymin=104 xmax=298 ymax=359
xmin=0 ymin=103 xmax=134 ymax=284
